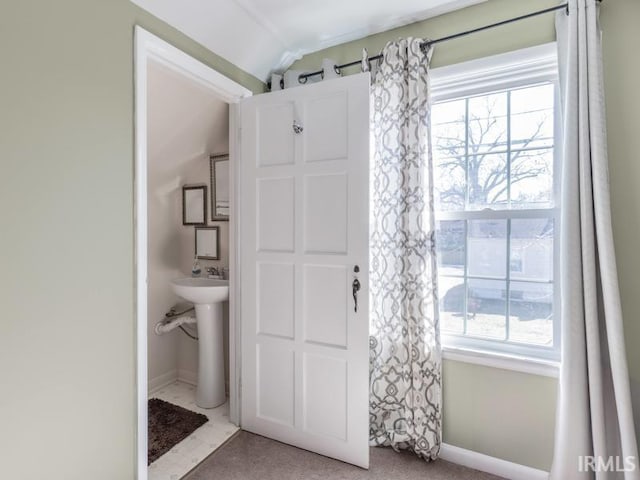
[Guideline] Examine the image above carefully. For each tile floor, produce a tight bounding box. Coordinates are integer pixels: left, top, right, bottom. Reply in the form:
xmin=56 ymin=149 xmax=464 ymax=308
xmin=148 ymin=381 xmax=240 ymax=480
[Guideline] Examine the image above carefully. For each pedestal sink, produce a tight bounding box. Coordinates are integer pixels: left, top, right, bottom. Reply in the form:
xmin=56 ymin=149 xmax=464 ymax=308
xmin=170 ymin=277 xmax=229 ymax=409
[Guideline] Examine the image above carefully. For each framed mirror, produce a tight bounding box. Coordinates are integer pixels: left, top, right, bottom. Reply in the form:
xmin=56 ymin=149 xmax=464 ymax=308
xmin=195 ymin=226 xmax=219 ymax=260
xmin=210 ymin=154 xmax=229 ymax=221
xmin=182 ymin=185 xmax=207 ymax=225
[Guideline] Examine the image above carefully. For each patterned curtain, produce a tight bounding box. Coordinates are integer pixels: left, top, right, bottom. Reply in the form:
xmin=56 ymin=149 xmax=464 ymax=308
xmin=369 ymin=38 xmax=441 ymax=460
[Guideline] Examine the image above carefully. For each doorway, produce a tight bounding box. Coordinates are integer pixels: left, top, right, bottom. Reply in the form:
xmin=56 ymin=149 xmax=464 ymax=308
xmin=134 ymin=27 xmax=252 ymax=480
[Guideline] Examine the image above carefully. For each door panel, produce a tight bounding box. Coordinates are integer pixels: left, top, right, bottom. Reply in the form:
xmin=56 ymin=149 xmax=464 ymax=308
xmin=303 ymin=265 xmax=348 ymax=348
xmin=257 ymin=344 xmax=295 ymax=425
xmin=256 ymin=177 xmax=295 ymax=252
xmin=303 ymin=173 xmax=348 ymax=253
xmin=240 ymin=73 xmax=370 ymax=468
xmin=257 ymin=262 xmax=295 ymax=339
xmin=304 ymin=92 xmax=349 ymax=162
xmin=303 ymin=353 xmax=348 ymax=439
xmin=257 ymin=103 xmax=295 ymax=166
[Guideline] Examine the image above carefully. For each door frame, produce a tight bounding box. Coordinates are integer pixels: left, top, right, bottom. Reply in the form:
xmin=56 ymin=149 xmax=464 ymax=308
xmin=134 ymin=26 xmax=252 ymax=480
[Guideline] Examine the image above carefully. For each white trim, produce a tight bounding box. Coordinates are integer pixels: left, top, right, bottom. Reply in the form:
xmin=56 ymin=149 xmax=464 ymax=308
xmin=437 ymin=207 xmax=557 ymax=221
xmin=148 ymin=369 xmax=178 ymax=394
xmin=443 ymin=346 xmax=559 ymax=378
xmin=134 ymin=26 xmax=252 ymax=480
xmin=431 ymin=42 xmax=558 ymax=102
xmin=431 ymin=42 xmax=562 ymax=363
xmin=228 ymin=103 xmax=242 ymax=426
xmin=134 ymin=28 xmax=149 ymax=480
xmin=440 ymin=443 xmax=549 ymax=480
xmin=138 ymin=29 xmax=253 ymax=103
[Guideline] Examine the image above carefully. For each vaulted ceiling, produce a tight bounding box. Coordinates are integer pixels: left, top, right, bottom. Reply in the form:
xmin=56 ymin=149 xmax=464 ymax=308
xmin=131 ymin=0 xmax=485 ymax=82
xmin=147 ymin=60 xmax=229 ymax=176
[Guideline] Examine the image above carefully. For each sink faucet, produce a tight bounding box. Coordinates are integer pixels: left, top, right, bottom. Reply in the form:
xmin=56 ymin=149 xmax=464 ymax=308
xmin=206 ymin=266 xmax=220 ymax=277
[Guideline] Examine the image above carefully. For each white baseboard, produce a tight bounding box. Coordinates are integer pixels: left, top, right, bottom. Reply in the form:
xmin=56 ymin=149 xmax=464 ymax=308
xmin=148 ymin=369 xmax=178 ymax=394
xmin=152 ymin=369 xmax=229 ymax=395
xmin=177 ymin=369 xmax=198 ymax=386
xmin=440 ymin=443 xmax=549 ymax=480
xmin=177 ymin=369 xmax=231 ymax=397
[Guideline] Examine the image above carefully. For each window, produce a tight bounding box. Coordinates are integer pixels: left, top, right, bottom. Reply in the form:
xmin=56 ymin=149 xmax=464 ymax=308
xmin=430 ymin=45 xmax=560 ymax=361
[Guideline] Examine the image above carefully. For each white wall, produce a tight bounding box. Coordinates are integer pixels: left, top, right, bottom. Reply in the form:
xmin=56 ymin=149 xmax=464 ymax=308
xmin=147 ymin=60 xmax=230 ymax=390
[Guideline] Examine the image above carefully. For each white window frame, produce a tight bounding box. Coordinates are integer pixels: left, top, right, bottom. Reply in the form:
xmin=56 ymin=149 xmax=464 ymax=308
xmin=430 ymin=43 xmax=561 ymax=370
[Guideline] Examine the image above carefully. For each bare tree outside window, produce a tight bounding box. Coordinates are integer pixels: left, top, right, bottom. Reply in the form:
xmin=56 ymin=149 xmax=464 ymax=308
xmin=433 ymin=84 xmax=554 ymax=212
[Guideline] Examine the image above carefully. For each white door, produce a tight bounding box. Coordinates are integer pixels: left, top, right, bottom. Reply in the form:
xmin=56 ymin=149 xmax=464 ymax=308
xmin=239 ymin=73 xmax=370 ymax=468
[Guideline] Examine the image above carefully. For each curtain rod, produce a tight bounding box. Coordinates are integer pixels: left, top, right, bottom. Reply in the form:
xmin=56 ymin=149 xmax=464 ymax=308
xmin=296 ymin=1 xmax=600 ymax=84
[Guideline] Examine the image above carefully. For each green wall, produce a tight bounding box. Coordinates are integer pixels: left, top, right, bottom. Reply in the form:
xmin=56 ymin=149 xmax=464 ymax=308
xmin=443 ymin=362 xmax=556 ymax=469
xmin=292 ymin=0 xmax=639 ymax=471
xmin=0 ymin=2 xmax=262 ymax=479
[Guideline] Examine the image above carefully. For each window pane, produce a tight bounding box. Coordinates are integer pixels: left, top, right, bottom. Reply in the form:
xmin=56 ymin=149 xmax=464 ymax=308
xmin=510 ymin=84 xmax=554 ymax=150
xmin=439 ymin=276 xmax=465 ymax=334
xmin=467 ymin=279 xmax=506 ymax=340
xmin=468 ymin=152 xmax=508 ymax=209
xmin=510 ymin=148 xmax=554 ymax=209
xmin=433 ymin=99 xmax=467 ymax=212
xmin=434 ymin=156 xmax=466 ymax=211
xmin=431 ymin=77 xmax=558 ymax=355
xmin=510 ymin=218 xmax=554 ymax=281
xmin=432 ymin=99 xmax=466 ymax=158
xmin=468 ymin=220 xmax=507 ymax=278
xmin=436 ymin=220 xmax=465 ymax=276
xmin=509 ymin=281 xmax=553 ymax=346
xmin=468 ymin=92 xmax=508 ymax=154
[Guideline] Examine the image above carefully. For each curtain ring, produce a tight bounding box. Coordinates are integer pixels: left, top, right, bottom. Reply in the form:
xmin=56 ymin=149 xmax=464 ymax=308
xmin=298 ymin=74 xmax=308 ymax=84
xmin=361 ymin=48 xmax=371 ymax=72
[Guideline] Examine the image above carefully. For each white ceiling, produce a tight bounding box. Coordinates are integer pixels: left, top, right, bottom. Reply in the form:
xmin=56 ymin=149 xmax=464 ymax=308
xmin=132 ymin=0 xmax=485 ymax=82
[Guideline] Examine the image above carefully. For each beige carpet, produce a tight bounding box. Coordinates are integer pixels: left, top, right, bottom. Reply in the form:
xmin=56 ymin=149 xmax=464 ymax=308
xmin=184 ymin=431 xmax=504 ymax=480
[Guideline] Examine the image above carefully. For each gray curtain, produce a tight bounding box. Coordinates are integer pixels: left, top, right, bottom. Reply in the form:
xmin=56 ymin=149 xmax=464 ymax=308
xmin=369 ymin=38 xmax=441 ymax=460
xmin=551 ymin=1 xmax=639 ymax=478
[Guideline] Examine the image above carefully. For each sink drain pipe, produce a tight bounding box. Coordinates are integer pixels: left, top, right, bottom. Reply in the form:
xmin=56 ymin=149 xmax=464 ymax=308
xmin=155 ymin=304 xmax=198 ymax=339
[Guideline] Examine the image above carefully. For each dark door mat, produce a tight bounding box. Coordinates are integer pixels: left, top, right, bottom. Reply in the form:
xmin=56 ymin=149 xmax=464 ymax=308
xmin=148 ymin=398 xmax=208 ymax=465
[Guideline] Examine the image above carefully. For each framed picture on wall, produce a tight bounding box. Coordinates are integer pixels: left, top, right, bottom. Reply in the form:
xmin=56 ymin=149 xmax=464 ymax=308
xmin=210 ymin=154 xmax=229 ymax=221
xmin=195 ymin=226 xmax=219 ymax=260
xmin=182 ymin=185 xmax=207 ymax=225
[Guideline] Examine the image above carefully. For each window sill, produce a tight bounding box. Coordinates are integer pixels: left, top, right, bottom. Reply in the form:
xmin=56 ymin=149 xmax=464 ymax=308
xmin=442 ymin=345 xmax=559 ymax=378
